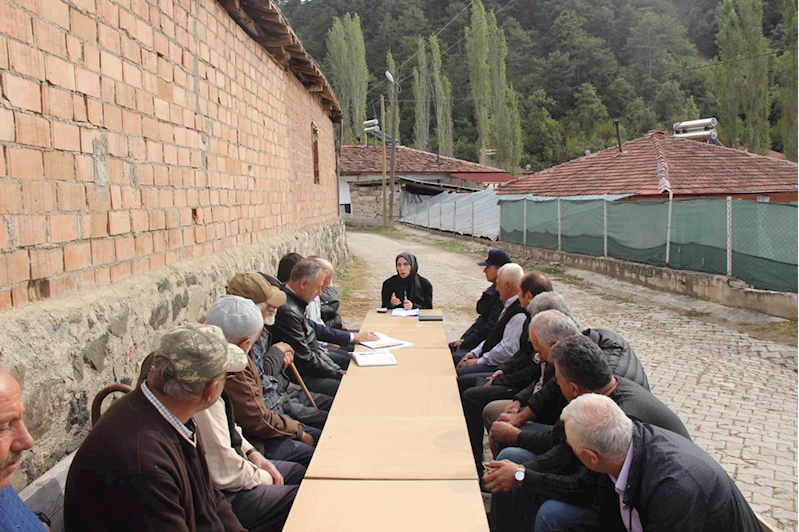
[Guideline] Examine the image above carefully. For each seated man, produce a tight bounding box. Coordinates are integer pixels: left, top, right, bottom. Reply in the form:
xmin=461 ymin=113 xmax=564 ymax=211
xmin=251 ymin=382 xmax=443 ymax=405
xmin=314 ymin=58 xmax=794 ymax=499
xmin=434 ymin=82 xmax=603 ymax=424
xmin=0 ymin=368 xmax=48 ymax=531
xmin=269 ymin=259 xmax=345 ymax=396
xmin=64 ymin=323 xmax=247 ymax=531
xmin=484 ymin=335 xmax=689 ymax=532
xmin=450 ymin=248 xmax=512 ymax=353
xmin=455 ymin=263 xmax=527 ymax=376
xmin=227 ymin=272 xmax=333 ymax=429
xmin=547 ymin=394 xmax=761 ymax=531
xmin=206 ymin=295 xmax=317 ymax=467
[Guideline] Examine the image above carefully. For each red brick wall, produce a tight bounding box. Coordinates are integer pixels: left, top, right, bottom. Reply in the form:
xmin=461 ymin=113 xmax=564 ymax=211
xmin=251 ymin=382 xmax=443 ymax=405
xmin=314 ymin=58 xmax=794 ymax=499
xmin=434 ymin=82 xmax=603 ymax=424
xmin=0 ymin=0 xmax=339 ymax=310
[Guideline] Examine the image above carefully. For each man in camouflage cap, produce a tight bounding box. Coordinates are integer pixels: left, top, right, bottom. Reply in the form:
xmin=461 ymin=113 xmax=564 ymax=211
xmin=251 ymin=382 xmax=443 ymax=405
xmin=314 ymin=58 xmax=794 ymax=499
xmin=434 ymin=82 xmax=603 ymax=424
xmin=64 ymin=323 xmax=247 ymax=531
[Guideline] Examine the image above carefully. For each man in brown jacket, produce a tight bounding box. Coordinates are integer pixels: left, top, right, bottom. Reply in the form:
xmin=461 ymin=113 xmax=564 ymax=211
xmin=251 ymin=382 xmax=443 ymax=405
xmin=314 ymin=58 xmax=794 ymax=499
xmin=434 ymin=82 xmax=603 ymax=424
xmin=206 ymin=294 xmax=317 ymax=467
xmin=64 ymin=323 xmax=247 ymax=532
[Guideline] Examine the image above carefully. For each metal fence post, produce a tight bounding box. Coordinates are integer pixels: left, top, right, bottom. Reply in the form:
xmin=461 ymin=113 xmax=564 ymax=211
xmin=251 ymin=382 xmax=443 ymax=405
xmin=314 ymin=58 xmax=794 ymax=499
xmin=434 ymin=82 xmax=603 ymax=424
xmin=471 ymin=201 xmax=475 ymax=238
xmin=665 ymin=190 xmax=673 ymax=265
xmin=427 ymin=202 xmax=430 ymax=229
xmin=439 ymin=203 xmax=443 ymax=231
xmin=523 ymin=200 xmax=528 ymax=246
xmin=603 ymin=199 xmax=608 ymax=258
xmin=727 ymin=196 xmax=732 ymax=277
xmin=453 ymin=202 xmax=457 ymax=233
xmin=557 ymin=199 xmax=562 ymax=252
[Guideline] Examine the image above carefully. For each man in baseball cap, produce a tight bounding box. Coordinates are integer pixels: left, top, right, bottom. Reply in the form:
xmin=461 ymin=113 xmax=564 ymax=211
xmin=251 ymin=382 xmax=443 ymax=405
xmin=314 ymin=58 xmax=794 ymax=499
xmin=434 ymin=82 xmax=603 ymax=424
xmin=450 ymin=249 xmax=513 ymax=354
xmin=65 ymin=323 xmax=248 ymax=531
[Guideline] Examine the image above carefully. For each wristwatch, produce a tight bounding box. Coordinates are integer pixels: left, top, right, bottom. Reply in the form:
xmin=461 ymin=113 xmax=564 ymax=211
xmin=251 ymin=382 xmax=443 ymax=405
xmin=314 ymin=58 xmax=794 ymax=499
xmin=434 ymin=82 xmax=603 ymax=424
xmin=514 ymin=466 xmax=526 ymax=487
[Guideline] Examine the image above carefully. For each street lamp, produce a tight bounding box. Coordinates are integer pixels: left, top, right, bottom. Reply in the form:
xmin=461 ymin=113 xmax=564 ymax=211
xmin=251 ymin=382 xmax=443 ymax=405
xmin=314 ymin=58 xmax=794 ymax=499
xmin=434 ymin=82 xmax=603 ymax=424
xmin=385 ymin=70 xmax=399 ymax=224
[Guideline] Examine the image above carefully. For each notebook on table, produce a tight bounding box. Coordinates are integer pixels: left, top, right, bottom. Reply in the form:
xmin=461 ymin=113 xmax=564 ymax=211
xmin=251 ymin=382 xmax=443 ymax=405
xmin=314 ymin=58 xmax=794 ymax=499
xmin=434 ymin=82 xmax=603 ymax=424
xmin=349 ymin=350 xmax=398 ymax=367
xmin=359 ymin=332 xmax=407 ymax=350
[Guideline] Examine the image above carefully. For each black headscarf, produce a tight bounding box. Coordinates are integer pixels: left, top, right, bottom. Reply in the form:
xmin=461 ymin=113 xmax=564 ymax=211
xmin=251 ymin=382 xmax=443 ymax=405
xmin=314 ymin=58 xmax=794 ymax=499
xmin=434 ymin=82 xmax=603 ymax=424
xmin=394 ymin=252 xmax=422 ymax=301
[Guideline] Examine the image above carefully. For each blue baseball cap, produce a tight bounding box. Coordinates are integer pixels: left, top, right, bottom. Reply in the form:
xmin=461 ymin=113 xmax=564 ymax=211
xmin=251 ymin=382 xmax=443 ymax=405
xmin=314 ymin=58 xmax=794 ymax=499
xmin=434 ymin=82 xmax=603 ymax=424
xmin=478 ymin=249 xmax=511 ymax=267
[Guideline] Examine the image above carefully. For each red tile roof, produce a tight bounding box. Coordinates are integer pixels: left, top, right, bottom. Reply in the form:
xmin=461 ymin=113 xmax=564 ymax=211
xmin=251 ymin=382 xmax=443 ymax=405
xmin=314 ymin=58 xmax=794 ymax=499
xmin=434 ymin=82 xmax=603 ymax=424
xmin=451 ymin=172 xmax=515 ymax=183
xmin=341 ymin=145 xmax=512 ymax=178
xmin=499 ymin=131 xmax=798 ymax=197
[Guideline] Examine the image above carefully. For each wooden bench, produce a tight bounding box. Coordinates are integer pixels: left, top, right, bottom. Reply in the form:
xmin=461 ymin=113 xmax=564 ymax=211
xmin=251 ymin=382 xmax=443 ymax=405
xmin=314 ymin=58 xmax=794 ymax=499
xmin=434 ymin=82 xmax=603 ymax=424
xmin=19 ymin=451 xmax=75 ymax=532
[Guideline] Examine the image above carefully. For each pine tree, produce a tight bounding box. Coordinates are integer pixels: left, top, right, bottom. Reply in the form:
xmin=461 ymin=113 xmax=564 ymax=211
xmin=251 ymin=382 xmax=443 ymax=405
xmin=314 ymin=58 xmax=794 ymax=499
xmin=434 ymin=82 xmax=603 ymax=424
xmin=412 ymin=38 xmax=430 ymax=150
xmin=324 ymin=13 xmax=369 ymax=143
xmin=777 ymin=0 xmax=797 ymax=160
xmin=714 ymin=0 xmax=744 ymax=147
xmin=465 ymin=0 xmax=491 ymax=159
xmin=737 ymin=0 xmax=771 ymax=154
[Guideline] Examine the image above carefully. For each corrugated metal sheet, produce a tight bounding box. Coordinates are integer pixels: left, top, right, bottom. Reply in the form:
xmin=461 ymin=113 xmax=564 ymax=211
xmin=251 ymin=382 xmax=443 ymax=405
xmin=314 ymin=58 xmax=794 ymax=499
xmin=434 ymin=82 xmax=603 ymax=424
xmin=400 ymin=190 xmax=501 ymax=240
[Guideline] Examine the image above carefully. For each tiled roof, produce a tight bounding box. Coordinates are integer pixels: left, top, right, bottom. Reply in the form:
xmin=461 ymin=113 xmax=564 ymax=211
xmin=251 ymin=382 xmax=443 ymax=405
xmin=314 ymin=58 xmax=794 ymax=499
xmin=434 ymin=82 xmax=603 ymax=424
xmin=341 ymin=146 xmax=511 ymax=177
xmin=499 ymin=131 xmax=798 ymax=197
xmin=451 ymin=172 xmax=515 ymax=183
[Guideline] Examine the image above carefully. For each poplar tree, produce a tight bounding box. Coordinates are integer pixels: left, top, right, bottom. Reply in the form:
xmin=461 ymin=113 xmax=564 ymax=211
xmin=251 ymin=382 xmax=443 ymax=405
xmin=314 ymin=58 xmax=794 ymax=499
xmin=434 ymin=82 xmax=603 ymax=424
xmin=385 ymin=50 xmax=399 ymax=143
xmin=440 ymin=77 xmax=454 ymax=156
xmin=714 ymin=0 xmax=744 ymax=147
xmin=737 ymin=0 xmax=771 ymax=154
xmin=777 ymin=0 xmax=797 ymax=160
xmin=465 ymin=0 xmax=491 ymax=158
xmin=324 ymin=13 xmax=368 ymax=143
xmin=412 ymin=38 xmax=430 ymax=150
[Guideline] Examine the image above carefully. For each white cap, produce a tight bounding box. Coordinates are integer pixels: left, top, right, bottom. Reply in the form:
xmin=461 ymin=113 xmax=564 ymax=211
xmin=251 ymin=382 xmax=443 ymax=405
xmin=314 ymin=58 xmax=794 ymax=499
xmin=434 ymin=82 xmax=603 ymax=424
xmin=206 ymin=295 xmax=264 ymax=341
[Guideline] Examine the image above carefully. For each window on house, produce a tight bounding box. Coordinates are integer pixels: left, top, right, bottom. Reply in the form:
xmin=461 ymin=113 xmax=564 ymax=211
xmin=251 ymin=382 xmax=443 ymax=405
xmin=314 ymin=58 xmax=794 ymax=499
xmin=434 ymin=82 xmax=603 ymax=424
xmin=312 ymin=123 xmax=320 ymax=184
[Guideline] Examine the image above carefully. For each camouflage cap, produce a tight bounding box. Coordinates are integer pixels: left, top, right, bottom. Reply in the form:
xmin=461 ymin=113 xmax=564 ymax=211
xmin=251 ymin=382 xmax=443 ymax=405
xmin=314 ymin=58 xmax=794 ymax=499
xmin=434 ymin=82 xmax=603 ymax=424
xmin=152 ymin=323 xmax=247 ymax=383
xmin=227 ymin=272 xmax=287 ymax=306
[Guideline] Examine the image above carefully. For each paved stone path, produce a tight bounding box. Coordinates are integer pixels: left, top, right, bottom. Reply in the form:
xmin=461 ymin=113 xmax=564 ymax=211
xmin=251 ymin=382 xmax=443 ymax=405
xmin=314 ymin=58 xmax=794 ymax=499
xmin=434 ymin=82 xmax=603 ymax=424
xmin=343 ymin=229 xmax=798 ymax=531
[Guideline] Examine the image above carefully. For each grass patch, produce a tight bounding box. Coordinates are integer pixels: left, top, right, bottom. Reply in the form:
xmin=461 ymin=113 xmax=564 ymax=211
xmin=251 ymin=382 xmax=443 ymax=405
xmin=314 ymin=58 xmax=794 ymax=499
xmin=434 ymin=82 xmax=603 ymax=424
xmin=537 ymin=267 xmax=586 ymax=286
xmin=685 ymin=309 xmax=712 ymax=319
xmin=349 ymin=226 xmax=407 ymax=239
xmin=436 ymin=241 xmax=471 ymax=254
xmin=335 ymin=256 xmax=366 ymax=305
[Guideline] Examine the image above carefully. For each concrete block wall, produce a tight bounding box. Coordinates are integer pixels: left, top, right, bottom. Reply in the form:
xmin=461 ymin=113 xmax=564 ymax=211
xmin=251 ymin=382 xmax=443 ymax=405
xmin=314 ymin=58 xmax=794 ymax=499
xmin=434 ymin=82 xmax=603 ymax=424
xmin=0 ymin=0 xmax=339 ymax=310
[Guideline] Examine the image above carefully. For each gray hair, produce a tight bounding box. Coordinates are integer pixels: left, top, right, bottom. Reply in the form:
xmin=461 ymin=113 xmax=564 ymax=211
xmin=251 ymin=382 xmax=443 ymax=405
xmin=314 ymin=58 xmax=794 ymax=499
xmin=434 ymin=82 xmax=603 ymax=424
xmin=146 ymin=355 xmax=219 ymax=400
xmin=527 ymin=292 xmax=573 ymax=319
xmin=290 ymin=258 xmax=325 ymax=283
xmin=561 ymin=394 xmax=632 ymax=459
xmin=530 ymin=309 xmax=580 ymax=346
xmin=497 ymin=263 xmax=524 ymax=287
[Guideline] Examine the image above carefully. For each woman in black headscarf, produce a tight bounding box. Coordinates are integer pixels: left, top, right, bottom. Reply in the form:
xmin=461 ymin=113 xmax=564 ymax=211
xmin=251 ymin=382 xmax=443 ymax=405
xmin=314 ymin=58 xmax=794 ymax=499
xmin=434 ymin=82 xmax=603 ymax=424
xmin=381 ymin=252 xmax=434 ymax=309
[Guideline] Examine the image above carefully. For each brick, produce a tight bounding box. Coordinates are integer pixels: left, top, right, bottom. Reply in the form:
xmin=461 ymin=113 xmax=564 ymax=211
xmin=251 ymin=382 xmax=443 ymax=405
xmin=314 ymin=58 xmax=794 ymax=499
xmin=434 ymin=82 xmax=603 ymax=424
xmin=73 ymin=0 xmax=96 ymax=14
xmin=17 ymin=215 xmax=47 ymax=246
xmin=122 ymin=110 xmax=141 ymax=134
xmin=93 ymin=266 xmax=110 ymax=285
xmin=66 ymin=34 xmax=81 ymax=62
xmin=45 ymin=55 xmax=75 ymax=90
xmin=64 ymin=242 xmax=91 ymax=271
xmin=30 ymin=248 xmax=64 ymax=278
xmin=0 ymin=221 xmax=7 ymax=250
xmin=107 ymin=133 xmax=126 ymax=157
xmin=80 ymin=128 xmax=101 ymax=154
xmin=110 ymin=261 xmax=131 ymax=282
xmin=130 ymin=209 xmax=148 ymax=232
xmin=122 ymin=61 xmax=142 ymax=88
xmin=7 ymin=250 xmax=29 ymax=283
xmin=86 ymin=98 xmax=103 ymax=125
xmin=7 ymin=148 xmax=43 ymax=180
xmin=115 ymin=235 xmax=134 ymax=260
xmin=91 ymin=238 xmax=114 ymax=265
xmin=43 ymin=151 xmax=76 ymax=181
xmin=98 ymin=23 xmax=120 ymax=54
xmin=34 ymin=19 xmax=66 ymax=58
xmin=0 ymin=183 xmax=22 ymax=214
xmin=0 ymin=3 xmax=33 ymax=43
xmin=0 ymin=36 xmax=7 ymax=70
xmin=75 ymin=154 xmax=93 ymax=182
xmin=49 ymin=214 xmax=77 ymax=242
xmin=0 ymin=108 xmax=14 ymax=142
xmin=41 ymin=87 xmax=74 ymax=120
xmin=14 ymin=112 xmax=51 ymax=148
xmin=22 ymin=181 xmax=57 ymax=213
xmin=84 ymin=44 xmax=100 ymax=73
xmin=7 ymin=41 xmax=44 ymax=79
xmin=1 ymin=73 xmax=41 ymax=112
xmin=100 ymin=50 xmax=123 ymax=80
xmin=57 ymin=182 xmax=85 ymax=211
xmin=103 ymin=103 xmax=122 ymax=130
xmin=48 ymin=123 xmax=82 ymax=155
xmin=108 ymin=210 xmax=130 ymax=235
xmin=91 ymin=212 xmax=108 ymax=237
xmin=73 ymin=94 xmax=88 ymax=122
xmin=75 ymin=67 xmax=100 ymax=97
xmin=97 ymin=0 xmax=118 ymax=27
xmin=0 ymin=290 xmax=10 ymax=312
xmin=71 ymin=9 xmax=97 ymax=43
xmin=11 ymin=285 xmax=28 ymax=306
xmin=41 ymin=0 xmax=69 ymax=29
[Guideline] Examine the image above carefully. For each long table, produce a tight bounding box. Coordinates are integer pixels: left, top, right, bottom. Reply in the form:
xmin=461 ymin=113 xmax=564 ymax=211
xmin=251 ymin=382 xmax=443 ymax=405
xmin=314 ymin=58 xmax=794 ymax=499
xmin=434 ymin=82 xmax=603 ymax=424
xmin=284 ymin=309 xmax=489 ymax=531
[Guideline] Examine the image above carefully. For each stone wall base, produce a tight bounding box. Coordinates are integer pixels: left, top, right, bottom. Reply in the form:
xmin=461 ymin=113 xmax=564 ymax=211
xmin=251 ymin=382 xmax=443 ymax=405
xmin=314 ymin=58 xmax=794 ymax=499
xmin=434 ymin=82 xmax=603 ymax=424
xmin=3 ymin=219 xmax=347 ymax=489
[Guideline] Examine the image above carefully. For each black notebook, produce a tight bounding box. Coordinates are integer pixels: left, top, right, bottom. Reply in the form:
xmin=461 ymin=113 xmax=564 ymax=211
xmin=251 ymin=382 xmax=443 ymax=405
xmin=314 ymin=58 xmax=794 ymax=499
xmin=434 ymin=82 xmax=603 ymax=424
xmin=418 ymin=315 xmax=443 ymax=322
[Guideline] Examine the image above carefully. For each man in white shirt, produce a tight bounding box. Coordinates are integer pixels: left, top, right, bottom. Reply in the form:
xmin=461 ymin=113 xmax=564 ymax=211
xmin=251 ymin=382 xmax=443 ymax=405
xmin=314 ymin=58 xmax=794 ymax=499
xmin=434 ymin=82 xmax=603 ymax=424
xmin=455 ymin=264 xmax=527 ymax=376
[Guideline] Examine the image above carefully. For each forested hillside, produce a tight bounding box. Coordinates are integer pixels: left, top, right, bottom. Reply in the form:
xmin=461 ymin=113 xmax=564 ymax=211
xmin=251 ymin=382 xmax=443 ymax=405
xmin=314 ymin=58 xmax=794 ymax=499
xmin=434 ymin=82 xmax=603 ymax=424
xmin=278 ymin=0 xmax=797 ymax=171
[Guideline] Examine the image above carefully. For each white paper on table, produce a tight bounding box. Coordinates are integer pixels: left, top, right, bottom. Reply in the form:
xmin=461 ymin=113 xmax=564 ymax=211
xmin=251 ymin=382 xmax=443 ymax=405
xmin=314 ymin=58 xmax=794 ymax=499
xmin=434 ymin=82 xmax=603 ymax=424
xmin=391 ymin=308 xmax=420 ymax=317
xmin=350 ymin=350 xmax=398 ymax=367
xmin=358 ymin=332 xmax=414 ymax=350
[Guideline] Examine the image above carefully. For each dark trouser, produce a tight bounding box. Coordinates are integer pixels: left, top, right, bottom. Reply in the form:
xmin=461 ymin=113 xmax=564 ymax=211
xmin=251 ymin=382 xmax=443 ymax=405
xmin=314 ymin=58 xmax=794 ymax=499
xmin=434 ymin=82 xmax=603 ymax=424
xmin=282 ymin=385 xmax=333 ymax=429
xmin=302 ymin=375 xmax=341 ymax=396
xmin=223 ymin=460 xmax=305 ymax=532
xmin=457 ymin=362 xmax=498 ymax=378
xmin=260 ymin=430 xmax=318 ymax=468
xmin=461 ymin=381 xmax=517 ymax=476
xmin=452 ymin=349 xmax=471 ymax=366
xmin=325 ymin=348 xmax=351 ymax=370
xmin=489 ymin=488 xmax=602 ymax=532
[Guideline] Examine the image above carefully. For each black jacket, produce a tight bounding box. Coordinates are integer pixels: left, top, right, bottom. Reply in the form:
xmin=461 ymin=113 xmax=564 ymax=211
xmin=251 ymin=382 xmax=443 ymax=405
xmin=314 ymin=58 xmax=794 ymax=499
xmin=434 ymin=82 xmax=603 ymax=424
xmin=381 ymin=274 xmax=433 ymax=309
xmin=268 ymin=287 xmax=341 ymax=379
xmin=320 ymin=286 xmax=343 ymax=329
xmin=459 ymin=284 xmax=504 ymax=352
xmin=309 ymin=319 xmax=352 ymax=348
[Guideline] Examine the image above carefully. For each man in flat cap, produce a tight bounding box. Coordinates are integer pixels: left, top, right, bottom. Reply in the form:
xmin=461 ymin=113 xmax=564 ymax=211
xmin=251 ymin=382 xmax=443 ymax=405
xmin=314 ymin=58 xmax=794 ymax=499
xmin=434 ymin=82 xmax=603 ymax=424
xmin=64 ymin=323 xmax=248 ymax=531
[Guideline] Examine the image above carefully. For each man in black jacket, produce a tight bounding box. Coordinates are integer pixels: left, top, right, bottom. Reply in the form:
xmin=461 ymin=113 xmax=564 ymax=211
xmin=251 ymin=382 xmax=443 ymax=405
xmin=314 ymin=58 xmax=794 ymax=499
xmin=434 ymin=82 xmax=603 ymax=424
xmin=268 ymin=259 xmax=344 ymax=396
xmin=484 ymin=335 xmax=688 ymax=532
xmin=538 ymin=394 xmax=762 ymax=532
xmin=449 ymin=248 xmax=512 ymax=353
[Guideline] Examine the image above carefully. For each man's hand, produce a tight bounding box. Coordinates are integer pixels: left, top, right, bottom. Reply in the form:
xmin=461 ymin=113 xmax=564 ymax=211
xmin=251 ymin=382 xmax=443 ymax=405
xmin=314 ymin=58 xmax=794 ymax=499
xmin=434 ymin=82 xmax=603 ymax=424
xmin=402 ymin=298 xmax=413 ymax=310
xmin=483 ymin=460 xmax=521 ymax=494
xmin=274 ymin=342 xmax=294 ymax=355
xmin=390 ymin=292 xmax=401 ymax=307
xmin=457 ymin=358 xmax=478 ymax=368
xmin=299 ymin=432 xmax=314 ymax=446
xmin=485 ymin=370 xmax=504 ymax=386
xmin=490 ymin=421 xmax=522 ymax=444
xmin=338 ymin=369 xmax=346 ymax=376
xmin=496 ymin=408 xmax=532 ymax=427
xmin=274 ymin=342 xmax=294 ymax=369
xmin=248 ymin=452 xmax=285 ymax=486
xmin=503 ymin=400 xmax=522 ymax=415
xmin=353 ymin=331 xmax=378 ymax=343
xmin=452 ymin=339 xmax=464 ymax=350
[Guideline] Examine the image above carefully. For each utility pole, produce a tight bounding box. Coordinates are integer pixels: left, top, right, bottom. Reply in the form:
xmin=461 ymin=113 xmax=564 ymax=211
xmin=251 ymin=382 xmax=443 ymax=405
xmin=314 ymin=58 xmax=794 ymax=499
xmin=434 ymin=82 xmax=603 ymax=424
xmin=380 ymin=95 xmax=387 ymax=228
xmin=388 ymin=73 xmax=398 ymax=225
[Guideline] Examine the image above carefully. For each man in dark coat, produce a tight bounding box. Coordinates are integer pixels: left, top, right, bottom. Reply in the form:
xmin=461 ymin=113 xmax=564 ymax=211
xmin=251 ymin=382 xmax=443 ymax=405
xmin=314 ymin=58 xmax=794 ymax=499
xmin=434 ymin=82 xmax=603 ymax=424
xmin=450 ymin=248 xmax=512 ymax=353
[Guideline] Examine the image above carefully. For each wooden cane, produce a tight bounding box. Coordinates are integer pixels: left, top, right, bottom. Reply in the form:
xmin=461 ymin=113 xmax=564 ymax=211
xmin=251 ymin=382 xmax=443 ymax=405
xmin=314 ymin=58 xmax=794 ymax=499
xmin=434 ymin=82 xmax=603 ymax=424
xmin=289 ymin=361 xmax=317 ymax=409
